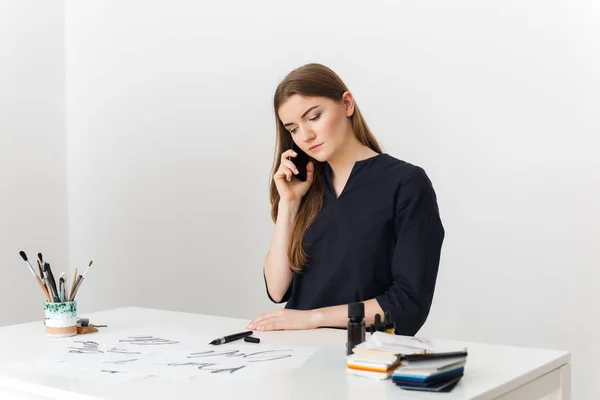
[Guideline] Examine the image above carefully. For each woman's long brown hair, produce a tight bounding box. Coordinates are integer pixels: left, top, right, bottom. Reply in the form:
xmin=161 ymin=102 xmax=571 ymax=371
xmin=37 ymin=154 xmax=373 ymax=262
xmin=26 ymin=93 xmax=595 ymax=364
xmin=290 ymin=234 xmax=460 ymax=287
xmin=270 ymin=63 xmax=382 ymax=273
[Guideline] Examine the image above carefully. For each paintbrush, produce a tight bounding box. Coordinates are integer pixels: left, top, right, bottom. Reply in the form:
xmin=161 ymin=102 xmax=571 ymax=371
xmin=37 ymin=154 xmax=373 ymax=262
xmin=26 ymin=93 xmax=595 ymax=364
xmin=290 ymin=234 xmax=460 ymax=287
xmin=44 ymin=262 xmax=60 ymax=303
xmin=36 ymin=253 xmax=51 ymax=293
xmin=19 ymin=251 xmax=51 ymax=302
xmin=36 ymin=259 xmax=49 ymax=292
xmin=70 ymin=267 xmax=78 ymax=299
xmin=59 ymin=272 xmax=65 ymax=302
xmin=69 ymin=260 xmax=93 ymax=301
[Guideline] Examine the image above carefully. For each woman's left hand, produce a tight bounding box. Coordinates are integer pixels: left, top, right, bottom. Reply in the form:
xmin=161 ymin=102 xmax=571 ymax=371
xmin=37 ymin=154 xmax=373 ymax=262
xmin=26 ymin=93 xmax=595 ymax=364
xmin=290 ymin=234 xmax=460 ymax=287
xmin=246 ymin=308 xmax=321 ymax=331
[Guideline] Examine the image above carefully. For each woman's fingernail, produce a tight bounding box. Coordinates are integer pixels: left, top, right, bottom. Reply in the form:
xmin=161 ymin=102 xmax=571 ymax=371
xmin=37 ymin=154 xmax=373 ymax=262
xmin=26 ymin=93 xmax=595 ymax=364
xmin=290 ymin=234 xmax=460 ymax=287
xmin=295 ymin=169 xmax=299 ymax=174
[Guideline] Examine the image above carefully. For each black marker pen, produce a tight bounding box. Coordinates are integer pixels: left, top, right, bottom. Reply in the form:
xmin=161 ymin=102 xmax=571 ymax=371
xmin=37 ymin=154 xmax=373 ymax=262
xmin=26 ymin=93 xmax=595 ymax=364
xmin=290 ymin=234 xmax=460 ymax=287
xmin=209 ymin=331 xmax=253 ymax=345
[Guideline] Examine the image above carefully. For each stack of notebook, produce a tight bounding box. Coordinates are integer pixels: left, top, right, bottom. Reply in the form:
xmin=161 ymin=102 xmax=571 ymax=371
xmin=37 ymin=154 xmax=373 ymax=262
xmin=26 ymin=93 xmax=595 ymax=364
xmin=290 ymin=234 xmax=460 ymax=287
xmin=346 ymin=351 xmax=402 ymax=380
xmin=391 ymin=353 xmax=467 ymax=392
xmin=347 ymin=332 xmax=468 ymax=392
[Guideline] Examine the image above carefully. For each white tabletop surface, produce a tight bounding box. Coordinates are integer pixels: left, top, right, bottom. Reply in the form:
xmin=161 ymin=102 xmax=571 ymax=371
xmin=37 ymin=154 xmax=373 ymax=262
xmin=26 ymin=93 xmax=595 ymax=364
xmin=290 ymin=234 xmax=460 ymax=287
xmin=0 ymin=307 xmax=570 ymax=400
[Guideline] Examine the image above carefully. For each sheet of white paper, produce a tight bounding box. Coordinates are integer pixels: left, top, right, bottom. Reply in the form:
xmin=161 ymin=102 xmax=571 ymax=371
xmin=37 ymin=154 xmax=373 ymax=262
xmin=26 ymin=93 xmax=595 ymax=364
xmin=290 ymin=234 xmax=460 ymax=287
xmin=106 ymin=341 xmax=319 ymax=382
xmin=11 ymin=357 xmax=150 ymax=384
xmin=11 ymin=328 xmax=319 ymax=384
xmin=44 ymin=326 xmax=204 ymax=361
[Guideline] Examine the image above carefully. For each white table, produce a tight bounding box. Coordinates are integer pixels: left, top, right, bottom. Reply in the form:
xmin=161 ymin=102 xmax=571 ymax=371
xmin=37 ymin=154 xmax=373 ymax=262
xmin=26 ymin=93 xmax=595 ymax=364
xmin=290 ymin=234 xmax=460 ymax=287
xmin=0 ymin=307 xmax=571 ymax=400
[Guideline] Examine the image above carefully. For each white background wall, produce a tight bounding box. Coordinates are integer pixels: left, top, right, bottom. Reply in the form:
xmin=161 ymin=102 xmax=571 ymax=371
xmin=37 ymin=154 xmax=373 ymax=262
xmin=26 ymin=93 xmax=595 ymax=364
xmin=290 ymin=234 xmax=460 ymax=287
xmin=0 ymin=1 xmax=69 ymax=325
xmin=1 ymin=0 xmax=597 ymax=398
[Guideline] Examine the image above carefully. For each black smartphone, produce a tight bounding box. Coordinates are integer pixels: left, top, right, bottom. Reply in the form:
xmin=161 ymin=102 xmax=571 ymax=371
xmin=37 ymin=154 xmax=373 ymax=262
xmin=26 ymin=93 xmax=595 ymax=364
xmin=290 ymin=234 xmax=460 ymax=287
xmin=291 ymin=142 xmax=309 ymax=182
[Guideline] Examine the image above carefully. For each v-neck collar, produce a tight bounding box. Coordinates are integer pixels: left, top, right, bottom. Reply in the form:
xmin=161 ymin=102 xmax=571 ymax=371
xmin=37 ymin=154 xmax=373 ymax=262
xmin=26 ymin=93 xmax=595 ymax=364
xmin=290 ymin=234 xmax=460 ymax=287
xmin=324 ymin=153 xmax=386 ymax=200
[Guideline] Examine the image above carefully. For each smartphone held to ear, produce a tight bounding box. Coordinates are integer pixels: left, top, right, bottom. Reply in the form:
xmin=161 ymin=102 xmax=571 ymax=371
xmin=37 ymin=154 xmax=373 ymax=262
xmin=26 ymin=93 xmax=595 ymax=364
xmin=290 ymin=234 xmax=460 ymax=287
xmin=291 ymin=142 xmax=309 ymax=182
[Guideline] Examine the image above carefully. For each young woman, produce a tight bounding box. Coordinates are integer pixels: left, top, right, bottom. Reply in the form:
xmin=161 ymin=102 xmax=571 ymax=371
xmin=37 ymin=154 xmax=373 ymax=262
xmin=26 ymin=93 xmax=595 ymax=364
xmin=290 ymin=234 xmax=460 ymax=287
xmin=247 ymin=63 xmax=445 ymax=335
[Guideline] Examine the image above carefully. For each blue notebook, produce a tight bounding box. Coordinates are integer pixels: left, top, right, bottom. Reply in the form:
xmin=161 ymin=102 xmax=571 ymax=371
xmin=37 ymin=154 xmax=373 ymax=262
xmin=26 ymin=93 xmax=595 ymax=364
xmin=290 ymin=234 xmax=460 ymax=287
xmin=395 ymin=374 xmax=463 ymax=392
xmin=392 ymin=366 xmax=464 ymax=383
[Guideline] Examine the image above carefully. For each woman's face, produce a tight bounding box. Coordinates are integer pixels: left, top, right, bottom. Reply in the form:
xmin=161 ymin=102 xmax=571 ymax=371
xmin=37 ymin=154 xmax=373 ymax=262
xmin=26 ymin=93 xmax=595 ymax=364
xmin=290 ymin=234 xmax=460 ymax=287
xmin=277 ymin=93 xmax=354 ymax=162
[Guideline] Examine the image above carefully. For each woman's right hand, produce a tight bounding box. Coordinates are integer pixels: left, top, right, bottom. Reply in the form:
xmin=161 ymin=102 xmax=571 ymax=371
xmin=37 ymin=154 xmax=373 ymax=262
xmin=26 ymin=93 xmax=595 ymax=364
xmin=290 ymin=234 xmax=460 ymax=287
xmin=274 ymin=149 xmax=315 ymax=205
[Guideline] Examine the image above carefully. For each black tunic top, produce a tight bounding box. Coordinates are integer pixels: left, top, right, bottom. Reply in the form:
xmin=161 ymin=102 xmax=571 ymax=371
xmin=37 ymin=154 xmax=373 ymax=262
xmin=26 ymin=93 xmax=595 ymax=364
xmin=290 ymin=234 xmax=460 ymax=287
xmin=264 ymin=153 xmax=445 ymax=335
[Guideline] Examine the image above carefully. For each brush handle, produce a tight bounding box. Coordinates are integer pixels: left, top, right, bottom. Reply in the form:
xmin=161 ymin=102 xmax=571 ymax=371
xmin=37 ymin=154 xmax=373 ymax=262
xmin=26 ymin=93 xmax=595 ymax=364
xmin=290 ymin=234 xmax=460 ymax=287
xmin=45 ymin=265 xmax=60 ymax=302
xmin=70 ymin=268 xmax=78 ymax=297
xmin=44 ymin=278 xmax=52 ymax=298
xmin=24 ymin=261 xmax=37 ymax=278
xmin=69 ymin=275 xmax=83 ymax=301
xmin=36 ymin=260 xmax=44 ymax=279
xmin=43 ymin=275 xmax=55 ymax=299
xmin=35 ymin=276 xmax=51 ymax=302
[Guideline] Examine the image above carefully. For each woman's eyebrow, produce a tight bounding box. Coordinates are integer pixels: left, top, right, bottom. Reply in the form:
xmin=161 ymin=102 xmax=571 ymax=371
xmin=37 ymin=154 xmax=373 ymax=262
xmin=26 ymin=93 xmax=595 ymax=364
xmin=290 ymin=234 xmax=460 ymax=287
xmin=283 ymin=105 xmax=320 ymax=127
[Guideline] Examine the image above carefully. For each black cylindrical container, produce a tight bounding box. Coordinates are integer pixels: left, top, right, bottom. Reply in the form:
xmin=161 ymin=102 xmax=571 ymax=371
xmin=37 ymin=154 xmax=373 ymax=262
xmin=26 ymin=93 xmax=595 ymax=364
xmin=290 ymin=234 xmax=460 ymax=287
xmin=347 ymin=302 xmax=366 ymax=355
